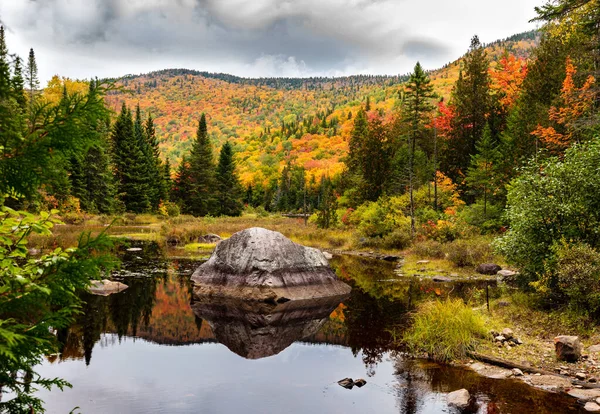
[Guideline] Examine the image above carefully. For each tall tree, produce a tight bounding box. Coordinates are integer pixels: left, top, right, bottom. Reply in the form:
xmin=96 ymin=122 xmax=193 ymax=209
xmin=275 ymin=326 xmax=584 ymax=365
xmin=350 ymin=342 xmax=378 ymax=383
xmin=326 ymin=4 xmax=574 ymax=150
xmin=111 ymin=103 xmax=150 ymax=213
xmin=25 ymin=48 xmax=38 ymax=112
xmin=402 ymin=62 xmax=435 ymax=235
xmin=215 ymin=142 xmax=243 ymax=216
xmin=465 ymin=123 xmax=501 ymax=215
xmin=187 ymin=113 xmax=216 ymax=216
xmin=172 ymin=156 xmax=193 ymax=211
xmin=11 ymin=56 xmax=26 ymax=109
xmin=443 ymin=35 xmax=491 ymax=187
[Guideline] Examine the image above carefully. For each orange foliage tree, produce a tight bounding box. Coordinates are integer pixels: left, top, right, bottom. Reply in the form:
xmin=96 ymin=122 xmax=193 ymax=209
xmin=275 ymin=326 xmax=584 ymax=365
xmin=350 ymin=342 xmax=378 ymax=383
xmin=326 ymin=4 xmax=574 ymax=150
xmin=532 ymin=57 xmax=595 ymax=152
xmin=489 ymin=53 xmax=528 ymax=110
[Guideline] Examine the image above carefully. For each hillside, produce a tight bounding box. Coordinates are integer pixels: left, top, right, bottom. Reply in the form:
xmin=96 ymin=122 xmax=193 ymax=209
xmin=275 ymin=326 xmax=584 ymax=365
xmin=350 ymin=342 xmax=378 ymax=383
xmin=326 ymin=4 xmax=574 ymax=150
xmin=106 ymin=31 xmax=539 ymax=186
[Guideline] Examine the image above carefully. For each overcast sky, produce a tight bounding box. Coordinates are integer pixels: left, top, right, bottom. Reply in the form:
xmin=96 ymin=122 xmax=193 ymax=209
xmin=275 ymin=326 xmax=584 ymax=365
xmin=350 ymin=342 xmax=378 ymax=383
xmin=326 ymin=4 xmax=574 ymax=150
xmin=0 ymin=0 xmax=542 ymax=83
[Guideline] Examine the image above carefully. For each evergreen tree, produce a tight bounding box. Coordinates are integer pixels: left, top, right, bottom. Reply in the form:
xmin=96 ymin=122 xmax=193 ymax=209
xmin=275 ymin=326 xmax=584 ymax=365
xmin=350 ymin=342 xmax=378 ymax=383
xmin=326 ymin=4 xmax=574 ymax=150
xmin=443 ymin=35 xmax=491 ymax=187
xmin=144 ymin=112 xmax=166 ymax=207
xmin=402 ymin=62 xmax=435 ymax=235
xmin=215 ymin=142 xmax=243 ymax=216
xmin=11 ymin=56 xmax=26 ymax=109
xmin=465 ymin=124 xmax=501 ymax=215
xmin=25 ymin=48 xmax=38 ymax=112
xmin=111 ymin=103 xmax=150 ymax=213
xmin=187 ymin=113 xmax=216 ymax=216
xmin=316 ymin=176 xmax=337 ymax=229
xmin=0 ymin=27 xmax=11 ymax=99
xmin=172 ymin=156 xmax=193 ymax=211
xmin=162 ymin=158 xmax=171 ymax=202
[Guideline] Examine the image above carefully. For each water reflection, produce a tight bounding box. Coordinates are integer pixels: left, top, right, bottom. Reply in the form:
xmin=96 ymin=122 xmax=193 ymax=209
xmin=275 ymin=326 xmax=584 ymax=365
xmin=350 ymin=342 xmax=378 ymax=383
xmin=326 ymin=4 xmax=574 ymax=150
xmin=40 ymin=244 xmax=585 ymax=413
xmin=191 ymin=295 xmax=347 ymax=359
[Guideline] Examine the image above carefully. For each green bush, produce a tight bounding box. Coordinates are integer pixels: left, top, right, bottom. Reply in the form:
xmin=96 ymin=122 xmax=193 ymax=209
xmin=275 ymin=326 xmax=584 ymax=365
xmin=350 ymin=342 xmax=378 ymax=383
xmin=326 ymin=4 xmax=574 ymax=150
xmin=459 ymin=202 xmax=505 ymax=233
xmin=445 ymin=238 xmax=494 ymax=267
xmin=164 ymin=201 xmax=180 ymax=217
xmin=403 ymin=299 xmax=487 ymax=362
xmin=495 ymin=140 xmax=600 ymax=282
xmin=537 ymin=242 xmax=600 ymax=314
xmin=382 ymin=227 xmax=412 ymax=249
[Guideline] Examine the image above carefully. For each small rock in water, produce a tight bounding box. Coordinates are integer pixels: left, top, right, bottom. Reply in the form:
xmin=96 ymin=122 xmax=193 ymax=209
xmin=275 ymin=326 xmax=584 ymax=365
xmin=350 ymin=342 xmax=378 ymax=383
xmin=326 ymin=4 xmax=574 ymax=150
xmin=495 ymin=335 xmax=506 ymax=343
xmin=447 ymin=389 xmax=470 ymax=410
xmin=127 ymin=247 xmax=142 ymax=252
xmin=338 ymin=378 xmax=354 ymax=389
xmin=577 ymin=372 xmax=588 ymax=381
xmin=416 ymin=260 xmax=430 ymax=264
xmin=589 ymin=345 xmax=600 ymax=353
xmin=590 ymin=378 xmax=598 ymax=383
xmin=354 ymin=379 xmax=367 ymax=388
xmin=322 ymin=251 xmax=333 ymax=260
xmin=512 ymin=368 xmax=524 ymax=377
xmin=382 ymin=255 xmax=399 ymax=262
xmin=584 ymin=402 xmax=600 ymax=412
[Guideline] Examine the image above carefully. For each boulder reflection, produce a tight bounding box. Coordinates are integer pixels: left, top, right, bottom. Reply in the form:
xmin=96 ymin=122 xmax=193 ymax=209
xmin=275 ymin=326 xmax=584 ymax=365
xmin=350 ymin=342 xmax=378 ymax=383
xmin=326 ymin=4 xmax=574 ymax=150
xmin=191 ymin=294 xmax=348 ymax=359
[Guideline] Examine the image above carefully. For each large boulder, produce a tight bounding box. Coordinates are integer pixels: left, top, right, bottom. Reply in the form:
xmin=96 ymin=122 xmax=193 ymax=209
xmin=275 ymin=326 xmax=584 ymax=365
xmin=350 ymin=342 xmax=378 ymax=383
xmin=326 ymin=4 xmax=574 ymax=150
xmin=191 ymin=227 xmax=351 ymax=301
xmin=554 ymin=335 xmax=583 ymax=362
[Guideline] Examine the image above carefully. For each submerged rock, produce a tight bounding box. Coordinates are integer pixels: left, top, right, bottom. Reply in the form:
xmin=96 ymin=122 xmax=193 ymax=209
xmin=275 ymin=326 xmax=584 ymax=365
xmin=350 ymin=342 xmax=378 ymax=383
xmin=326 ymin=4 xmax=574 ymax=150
xmin=191 ymin=295 xmax=345 ymax=359
xmin=191 ymin=227 xmax=351 ymax=301
xmin=354 ymin=378 xmax=367 ymax=387
xmin=555 ymin=335 xmax=582 ymax=362
xmin=89 ymin=279 xmax=128 ymax=296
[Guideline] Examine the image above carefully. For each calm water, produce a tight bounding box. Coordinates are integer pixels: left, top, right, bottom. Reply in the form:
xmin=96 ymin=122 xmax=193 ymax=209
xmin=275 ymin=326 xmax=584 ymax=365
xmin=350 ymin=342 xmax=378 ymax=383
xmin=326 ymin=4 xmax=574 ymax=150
xmin=36 ymin=242 xmax=584 ymax=413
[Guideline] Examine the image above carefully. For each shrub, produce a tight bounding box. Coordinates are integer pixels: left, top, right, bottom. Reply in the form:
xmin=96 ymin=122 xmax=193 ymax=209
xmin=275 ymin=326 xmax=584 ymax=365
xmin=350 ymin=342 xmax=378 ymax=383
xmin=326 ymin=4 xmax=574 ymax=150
xmin=495 ymin=141 xmax=600 ymax=281
xmin=164 ymin=201 xmax=180 ymax=217
xmin=459 ymin=202 xmax=505 ymax=233
xmin=382 ymin=227 xmax=412 ymax=249
xmin=536 ymin=242 xmax=600 ymax=314
xmin=412 ymin=240 xmax=445 ymax=259
xmin=445 ymin=238 xmax=494 ymax=267
xmin=403 ymin=299 xmax=487 ymax=362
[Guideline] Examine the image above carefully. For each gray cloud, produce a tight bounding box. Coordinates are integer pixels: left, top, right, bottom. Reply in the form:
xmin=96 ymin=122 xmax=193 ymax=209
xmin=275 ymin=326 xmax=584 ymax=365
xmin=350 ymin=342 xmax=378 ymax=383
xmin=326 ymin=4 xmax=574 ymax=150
xmin=0 ymin=0 xmax=540 ymax=82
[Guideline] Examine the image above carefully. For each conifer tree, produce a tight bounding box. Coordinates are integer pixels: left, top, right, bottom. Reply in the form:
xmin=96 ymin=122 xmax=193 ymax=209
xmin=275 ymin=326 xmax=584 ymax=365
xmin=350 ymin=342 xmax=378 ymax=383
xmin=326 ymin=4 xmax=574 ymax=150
xmin=162 ymin=158 xmax=171 ymax=202
xmin=144 ymin=113 xmax=166 ymax=207
xmin=215 ymin=142 xmax=243 ymax=216
xmin=187 ymin=113 xmax=216 ymax=216
xmin=172 ymin=156 xmax=193 ymax=211
xmin=111 ymin=103 xmax=150 ymax=212
xmin=465 ymin=123 xmax=501 ymax=216
xmin=25 ymin=48 xmax=38 ymax=111
xmin=11 ymin=56 xmax=26 ymax=109
xmin=402 ymin=61 xmax=435 ymax=235
xmin=444 ymin=35 xmax=491 ymax=186
xmin=0 ymin=26 xmax=11 ymax=99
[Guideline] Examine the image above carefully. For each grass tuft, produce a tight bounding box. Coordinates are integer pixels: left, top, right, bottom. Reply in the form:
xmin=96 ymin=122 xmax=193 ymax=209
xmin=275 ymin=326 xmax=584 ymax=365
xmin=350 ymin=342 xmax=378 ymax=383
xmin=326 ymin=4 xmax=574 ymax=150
xmin=403 ymin=299 xmax=487 ymax=362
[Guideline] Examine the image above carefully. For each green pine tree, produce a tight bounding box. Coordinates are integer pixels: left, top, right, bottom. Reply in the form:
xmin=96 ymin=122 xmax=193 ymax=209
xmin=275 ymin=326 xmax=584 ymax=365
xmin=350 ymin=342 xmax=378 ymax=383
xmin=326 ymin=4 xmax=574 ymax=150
xmin=111 ymin=103 xmax=150 ymax=213
xmin=172 ymin=156 xmax=193 ymax=211
xmin=11 ymin=56 xmax=26 ymax=109
xmin=187 ymin=113 xmax=216 ymax=216
xmin=444 ymin=35 xmax=491 ymax=187
xmin=402 ymin=61 xmax=435 ymax=236
xmin=215 ymin=141 xmax=243 ymax=216
xmin=465 ymin=123 xmax=501 ymax=216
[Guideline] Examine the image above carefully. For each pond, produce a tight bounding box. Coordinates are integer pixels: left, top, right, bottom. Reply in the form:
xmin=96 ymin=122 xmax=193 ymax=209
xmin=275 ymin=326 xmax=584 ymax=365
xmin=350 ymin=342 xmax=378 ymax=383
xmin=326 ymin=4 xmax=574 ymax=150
xmin=36 ymin=242 xmax=584 ymax=413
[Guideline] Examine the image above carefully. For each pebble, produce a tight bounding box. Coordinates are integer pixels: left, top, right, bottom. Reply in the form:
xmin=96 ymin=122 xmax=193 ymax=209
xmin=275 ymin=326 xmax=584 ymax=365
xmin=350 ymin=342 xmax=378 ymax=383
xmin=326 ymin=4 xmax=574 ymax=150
xmin=577 ymin=372 xmax=588 ymax=380
xmin=584 ymin=402 xmax=600 ymax=412
xmin=512 ymin=368 xmax=524 ymax=377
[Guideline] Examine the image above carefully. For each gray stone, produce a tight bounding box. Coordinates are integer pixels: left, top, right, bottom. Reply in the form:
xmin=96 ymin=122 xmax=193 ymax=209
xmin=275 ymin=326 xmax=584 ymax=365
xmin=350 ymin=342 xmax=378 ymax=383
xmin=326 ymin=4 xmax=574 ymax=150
xmin=577 ymin=372 xmax=588 ymax=380
xmin=476 ymin=263 xmax=502 ymax=275
xmin=501 ymin=328 xmax=514 ymax=339
xmin=198 ymin=233 xmax=222 ymax=243
xmin=585 ymin=402 xmax=600 ymax=412
xmin=495 ymin=335 xmax=506 ymax=343
xmin=555 ymin=335 xmax=583 ymax=362
xmin=89 ymin=279 xmax=128 ymax=296
xmin=589 ymin=345 xmax=600 ymax=353
xmin=447 ymin=389 xmax=470 ymax=410
xmin=191 ymin=227 xmax=351 ymax=301
xmin=322 ymin=251 xmax=333 ymax=260
xmin=416 ymin=260 xmax=430 ymax=264
xmin=497 ymin=269 xmax=517 ymax=277
xmin=567 ymin=388 xmax=600 ymax=401
xmin=126 ymin=247 xmax=142 ymax=252
xmin=512 ymin=368 xmax=524 ymax=377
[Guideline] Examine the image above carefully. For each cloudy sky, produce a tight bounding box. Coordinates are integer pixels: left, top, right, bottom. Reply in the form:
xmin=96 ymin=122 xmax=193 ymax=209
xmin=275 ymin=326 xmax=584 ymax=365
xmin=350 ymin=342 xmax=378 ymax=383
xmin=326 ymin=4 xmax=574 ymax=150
xmin=0 ymin=0 xmax=541 ymax=83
